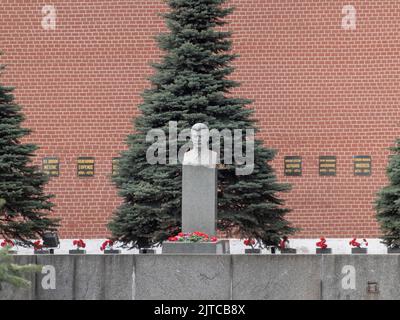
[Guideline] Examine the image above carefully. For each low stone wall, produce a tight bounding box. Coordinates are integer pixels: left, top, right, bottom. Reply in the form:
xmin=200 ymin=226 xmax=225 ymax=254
xmin=0 ymin=254 xmax=398 ymax=300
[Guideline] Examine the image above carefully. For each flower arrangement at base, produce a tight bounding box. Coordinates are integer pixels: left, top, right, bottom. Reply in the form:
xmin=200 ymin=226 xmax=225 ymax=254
xmin=69 ymin=239 xmax=86 ymax=254
xmin=316 ymin=237 xmax=331 ymax=254
xmin=168 ymin=232 xmax=218 ymax=243
xmin=243 ymin=238 xmax=261 ymax=254
xmin=279 ymin=236 xmax=296 ymax=254
xmin=0 ymin=240 xmax=16 ymax=254
xmin=349 ymin=238 xmax=368 ymax=254
xmin=33 ymin=240 xmax=49 ymax=254
xmin=100 ymin=240 xmax=120 ymax=254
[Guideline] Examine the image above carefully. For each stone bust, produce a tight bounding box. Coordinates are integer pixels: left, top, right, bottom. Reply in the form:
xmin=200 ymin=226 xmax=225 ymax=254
xmin=183 ymin=123 xmax=217 ymax=168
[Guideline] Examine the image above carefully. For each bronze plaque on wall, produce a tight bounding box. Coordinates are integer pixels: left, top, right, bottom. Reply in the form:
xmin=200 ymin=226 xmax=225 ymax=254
xmin=77 ymin=157 xmax=95 ymax=177
xmin=112 ymin=158 xmax=120 ymax=176
xmin=284 ymin=156 xmax=302 ymax=176
xmin=319 ymin=156 xmax=336 ymax=176
xmin=42 ymin=157 xmax=59 ymax=177
xmin=354 ymin=156 xmax=371 ymax=176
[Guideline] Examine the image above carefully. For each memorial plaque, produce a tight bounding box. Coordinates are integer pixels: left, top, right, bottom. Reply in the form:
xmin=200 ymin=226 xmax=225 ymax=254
xmin=284 ymin=156 xmax=302 ymax=176
xmin=77 ymin=157 xmax=95 ymax=177
xmin=42 ymin=157 xmax=59 ymax=177
xmin=319 ymin=156 xmax=336 ymax=176
xmin=112 ymin=158 xmax=120 ymax=176
xmin=354 ymin=156 xmax=371 ymax=176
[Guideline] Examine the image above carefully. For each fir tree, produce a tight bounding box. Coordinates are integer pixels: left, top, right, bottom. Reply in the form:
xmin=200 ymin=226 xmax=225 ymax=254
xmin=0 ymin=247 xmax=41 ymax=290
xmin=109 ymin=0 xmax=295 ymax=248
xmin=0 ymin=60 xmax=59 ymax=244
xmin=376 ymin=139 xmax=400 ymax=248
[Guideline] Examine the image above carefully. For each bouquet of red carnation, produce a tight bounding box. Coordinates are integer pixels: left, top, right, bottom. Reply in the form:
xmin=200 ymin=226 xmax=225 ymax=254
xmin=33 ymin=240 xmax=43 ymax=250
xmin=316 ymin=237 xmax=328 ymax=249
xmin=279 ymin=236 xmax=290 ymax=249
xmin=73 ymin=239 xmax=86 ymax=249
xmin=349 ymin=238 xmax=368 ymax=248
xmin=1 ymin=239 xmax=15 ymax=248
xmin=168 ymin=231 xmax=217 ymax=243
xmin=243 ymin=239 xmax=256 ymax=248
xmin=100 ymin=240 xmax=114 ymax=251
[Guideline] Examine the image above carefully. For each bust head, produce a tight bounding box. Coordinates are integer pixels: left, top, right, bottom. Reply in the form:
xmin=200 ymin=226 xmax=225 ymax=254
xmin=191 ymin=123 xmax=209 ymax=151
xmin=182 ymin=123 xmax=217 ymax=168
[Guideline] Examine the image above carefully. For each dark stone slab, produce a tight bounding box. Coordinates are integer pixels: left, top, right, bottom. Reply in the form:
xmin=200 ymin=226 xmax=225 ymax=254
xmin=69 ymin=249 xmax=86 ymax=254
xmin=351 ymin=248 xmax=367 ymax=254
xmin=162 ymin=241 xmax=226 ymax=254
xmin=316 ymin=248 xmax=332 ymax=254
xmin=281 ymin=248 xmax=297 ymax=254
xmin=245 ymin=249 xmax=261 ymax=254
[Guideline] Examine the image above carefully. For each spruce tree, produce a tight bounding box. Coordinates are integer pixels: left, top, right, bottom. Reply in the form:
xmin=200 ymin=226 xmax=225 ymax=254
xmin=376 ymin=139 xmax=400 ymax=248
xmin=109 ymin=0 xmax=295 ymax=248
xmin=0 ymin=61 xmax=59 ymax=245
xmin=0 ymin=247 xmax=41 ymax=290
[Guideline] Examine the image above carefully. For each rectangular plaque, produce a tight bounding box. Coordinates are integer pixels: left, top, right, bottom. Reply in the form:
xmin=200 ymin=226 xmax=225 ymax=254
xmin=77 ymin=157 xmax=95 ymax=177
xmin=284 ymin=156 xmax=302 ymax=176
xmin=319 ymin=156 xmax=336 ymax=176
xmin=354 ymin=156 xmax=371 ymax=176
xmin=112 ymin=158 xmax=120 ymax=176
xmin=42 ymin=157 xmax=59 ymax=177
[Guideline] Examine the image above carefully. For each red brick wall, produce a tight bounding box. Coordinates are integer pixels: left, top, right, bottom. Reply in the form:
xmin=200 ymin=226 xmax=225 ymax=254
xmin=1 ymin=0 xmax=398 ymax=238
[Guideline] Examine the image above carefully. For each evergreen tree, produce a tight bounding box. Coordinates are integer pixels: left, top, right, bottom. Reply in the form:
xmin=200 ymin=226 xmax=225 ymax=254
xmin=0 ymin=247 xmax=41 ymax=290
xmin=109 ymin=0 xmax=295 ymax=248
xmin=0 ymin=60 xmax=59 ymax=244
xmin=376 ymin=139 xmax=400 ymax=248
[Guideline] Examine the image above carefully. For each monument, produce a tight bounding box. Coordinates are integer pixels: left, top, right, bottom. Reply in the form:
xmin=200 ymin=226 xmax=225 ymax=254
xmin=162 ymin=123 xmax=228 ymax=254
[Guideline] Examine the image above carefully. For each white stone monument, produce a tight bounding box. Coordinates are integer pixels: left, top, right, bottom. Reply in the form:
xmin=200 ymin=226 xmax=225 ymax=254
xmin=162 ymin=123 xmax=228 ymax=253
xmin=182 ymin=123 xmax=217 ymax=237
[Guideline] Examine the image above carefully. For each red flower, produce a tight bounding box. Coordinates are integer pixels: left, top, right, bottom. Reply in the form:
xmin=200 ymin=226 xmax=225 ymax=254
xmin=279 ymin=236 xmax=289 ymax=249
xmin=244 ymin=239 xmax=256 ymax=247
xmin=100 ymin=240 xmax=114 ymax=251
xmin=168 ymin=236 xmax=178 ymax=242
xmin=210 ymin=237 xmax=218 ymax=242
xmin=33 ymin=240 xmax=43 ymax=250
xmin=316 ymin=237 xmax=328 ymax=249
xmin=73 ymin=239 xmax=86 ymax=249
xmin=349 ymin=238 xmax=360 ymax=247
xmin=1 ymin=239 xmax=14 ymax=248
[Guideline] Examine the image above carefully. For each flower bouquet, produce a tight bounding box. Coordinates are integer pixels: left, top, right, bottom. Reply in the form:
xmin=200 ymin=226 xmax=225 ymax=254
xmin=100 ymin=240 xmax=120 ymax=254
xmin=1 ymin=239 xmax=17 ymax=254
xmin=279 ymin=236 xmax=296 ymax=254
xmin=316 ymin=237 xmax=331 ymax=254
xmin=243 ymin=239 xmax=261 ymax=254
xmin=69 ymin=239 xmax=86 ymax=254
xmin=162 ymin=231 xmax=223 ymax=254
xmin=33 ymin=240 xmax=49 ymax=254
xmin=168 ymin=232 xmax=218 ymax=243
xmin=349 ymin=238 xmax=368 ymax=254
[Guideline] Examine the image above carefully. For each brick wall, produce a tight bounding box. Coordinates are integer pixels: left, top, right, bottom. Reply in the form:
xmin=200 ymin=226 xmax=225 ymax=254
xmin=1 ymin=0 xmax=398 ymax=238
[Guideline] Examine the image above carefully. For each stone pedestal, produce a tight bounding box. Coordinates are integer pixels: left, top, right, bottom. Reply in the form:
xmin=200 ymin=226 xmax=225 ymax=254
xmin=162 ymin=241 xmax=225 ymax=254
xmin=281 ymin=248 xmax=297 ymax=254
xmin=316 ymin=248 xmax=332 ymax=254
xmin=182 ymin=165 xmax=217 ymax=236
xmin=351 ymin=247 xmax=367 ymax=254
xmin=104 ymin=249 xmax=121 ymax=254
xmin=69 ymin=249 xmax=86 ymax=254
